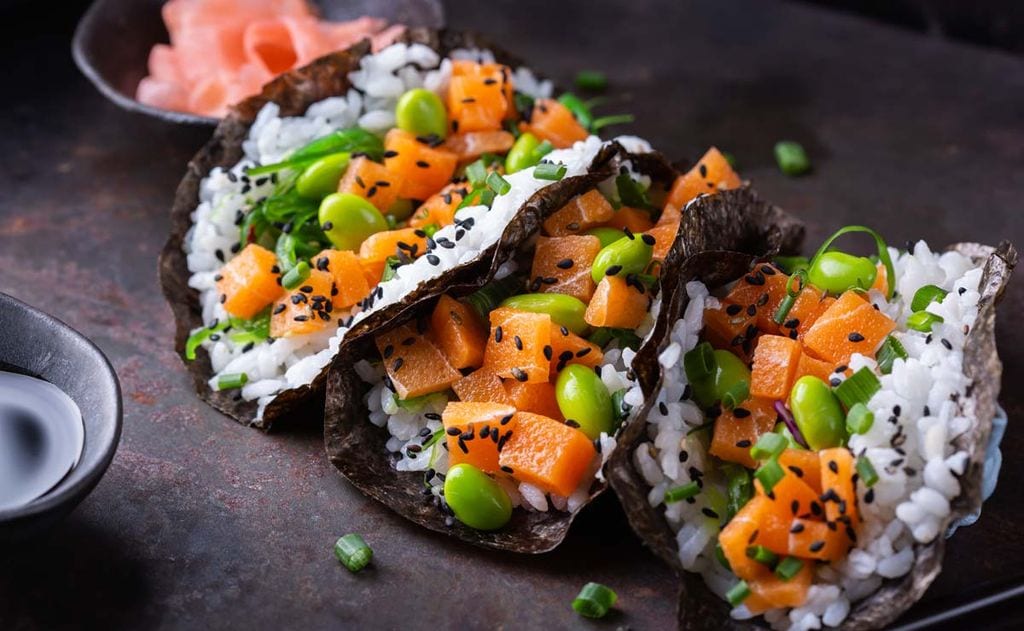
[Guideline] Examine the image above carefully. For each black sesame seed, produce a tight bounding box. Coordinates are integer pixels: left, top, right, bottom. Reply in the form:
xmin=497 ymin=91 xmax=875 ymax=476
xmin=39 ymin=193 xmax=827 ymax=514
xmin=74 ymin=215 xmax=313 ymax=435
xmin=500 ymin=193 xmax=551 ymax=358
xmin=809 ymin=541 xmax=825 ymax=553
xmin=790 ymin=521 xmax=805 ymax=533
xmin=848 ymin=332 xmax=865 ymax=342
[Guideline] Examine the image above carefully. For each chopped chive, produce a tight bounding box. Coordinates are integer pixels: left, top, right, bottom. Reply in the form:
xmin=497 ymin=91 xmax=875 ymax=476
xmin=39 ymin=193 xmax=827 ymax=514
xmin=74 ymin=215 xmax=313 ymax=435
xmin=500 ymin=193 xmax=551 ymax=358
xmin=185 ymin=320 xmax=229 ymax=360
xmin=906 ymin=310 xmax=944 ymax=332
xmin=216 ymin=372 xmax=248 ymax=390
xmin=775 ymin=556 xmax=805 ymax=580
xmin=531 ymin=140 xmax=554 ymax=161
xmin=479 ymin=189 xmax=496 ymax=208
xmin=380 ymin=255 xmax=402 ymax=283
xmin=772 ymin=271 xmax=807 ymax=325
xmin=683 ymin=342 xmax=716 ymax=382
xmin=715 ymin=543 xmax=732 ymax=571
xmin=726 ymin=580 xmax=751 ymax=607
xmin=843 ymin=401 xmax=876 ymax=436
xmin=592 ymin=113 xmax=635 ymax=132
xmin=557 ymin=93 xmax=594 ymax=129
xmin=615 ymin=173 xmax=649 ymax=208
xmin=722 ymin=151 xmax=738 ymax=168
xmin=846 ymin=402 xmax=875 ymax=435
xmin=533 ymin=162 xmax=567 ymax=181
xmin=806 ymin=225 xmax=896 ymax=300
xmin=754 ymin=457 xmax=785 ymax=495
xmin=750 ymin=432 xmax=787 ymax=461
xmin=746 ymin=545 xmax=779 ymax=567
xmin=725 ymin=465 xmax=753 ymax=521
xmin=832 ymin=367 xmax=881 ymax=408
xmin=721 ymin=380 xmax=749 ymax=410
xmin=611 ymin=388 xmax=631 ymax=426
xmin=774 ymin=141 xmax=811 ymax=176
xmin=875 ymin=335 xmax=908 ymax=374
xmin=575 ymin=70 xmax=608 ymax=92
xmin=664 ymin=481 xmax=701 ymax=503
xmin=333 ymin=533 xmax=372 ymax=572
xmin=571 ymin=582 xmax=617 ymax=618
xmin=856 ymin=455 xmax=879 ymax=487
xmin=281 ymin=261 xmax=311 ymax=290
xmin=421 ymin=223 xmax=440 ymax=238
xmin=465 ymin=159 xmax=488 ymax=187
xmin=486 ymin=171 xmax=511 ymax=195
xmin=911 ymin=284 xmax=948 ymax=312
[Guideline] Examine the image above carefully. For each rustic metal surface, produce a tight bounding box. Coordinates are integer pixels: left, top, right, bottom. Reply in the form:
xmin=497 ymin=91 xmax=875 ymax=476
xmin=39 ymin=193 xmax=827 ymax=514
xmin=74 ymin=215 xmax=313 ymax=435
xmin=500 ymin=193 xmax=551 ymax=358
xmin=1 ymin=0 xmax=1022 ymax=628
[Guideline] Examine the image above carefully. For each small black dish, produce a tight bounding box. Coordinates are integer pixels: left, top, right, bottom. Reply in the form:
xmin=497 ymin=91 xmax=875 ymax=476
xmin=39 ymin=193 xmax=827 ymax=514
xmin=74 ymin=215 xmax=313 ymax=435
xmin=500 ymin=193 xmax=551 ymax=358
xmin=0 ymin=292 xmax=122 ymax=541
xmin=71 ymin=0 xmax=446 ymax=126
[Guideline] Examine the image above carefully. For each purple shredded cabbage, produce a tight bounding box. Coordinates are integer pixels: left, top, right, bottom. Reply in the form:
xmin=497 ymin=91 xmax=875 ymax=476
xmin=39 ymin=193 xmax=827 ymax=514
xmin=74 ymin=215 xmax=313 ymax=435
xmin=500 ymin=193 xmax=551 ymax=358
xmin=774 ymin=400 xmax=809 ymax=449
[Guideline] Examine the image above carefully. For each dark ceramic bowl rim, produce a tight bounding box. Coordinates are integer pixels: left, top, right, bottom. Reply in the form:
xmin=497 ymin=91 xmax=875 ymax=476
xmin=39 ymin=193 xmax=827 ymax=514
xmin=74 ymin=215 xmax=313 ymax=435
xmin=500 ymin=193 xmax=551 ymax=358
xmin=0 ymin=292 xmax=122 ymax=524
xmin=71 ymin=0 xmax=218 ymax=126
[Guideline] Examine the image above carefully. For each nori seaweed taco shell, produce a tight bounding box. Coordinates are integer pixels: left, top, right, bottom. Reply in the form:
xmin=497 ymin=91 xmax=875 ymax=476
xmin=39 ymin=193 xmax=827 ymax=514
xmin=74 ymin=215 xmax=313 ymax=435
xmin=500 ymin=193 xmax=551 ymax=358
xmin=323 ymin=175 xmax=804 ymax=552
xmin=159 ymin=29 xmax=561 ymax=430
xmin=608 ymin=227 xmax=1017 ymax=627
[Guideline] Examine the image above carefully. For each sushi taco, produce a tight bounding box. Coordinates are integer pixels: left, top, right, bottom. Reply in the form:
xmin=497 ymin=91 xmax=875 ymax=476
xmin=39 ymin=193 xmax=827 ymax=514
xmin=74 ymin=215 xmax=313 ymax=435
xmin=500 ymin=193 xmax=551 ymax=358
xmin=323 ymin=152 xmax=804 ymax=552
xmin=607 ymin=214 xmax=1016 ymax=628
xmin=160 ymin=28 xmax=648 ymax=429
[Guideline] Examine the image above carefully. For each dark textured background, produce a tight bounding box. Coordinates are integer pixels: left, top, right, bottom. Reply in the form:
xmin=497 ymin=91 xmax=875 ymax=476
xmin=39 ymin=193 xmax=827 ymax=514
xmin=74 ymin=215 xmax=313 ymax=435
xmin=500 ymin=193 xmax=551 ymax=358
xmin=1 ymin=0 xmax=1022 ymax=628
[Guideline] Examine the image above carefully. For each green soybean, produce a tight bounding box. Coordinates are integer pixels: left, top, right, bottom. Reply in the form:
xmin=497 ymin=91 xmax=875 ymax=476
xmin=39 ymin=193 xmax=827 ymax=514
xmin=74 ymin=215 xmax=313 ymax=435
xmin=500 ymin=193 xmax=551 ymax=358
xmin=385 ymin=198 xmax=415 ymax=222
xmin=691 ymin=350 xmax=751 ymax=408
xmin=443 ymin=463 xmax=512 ymax=531
xmin=295 ymin=153 xmax=350 ymax=200
xmin=395 ymin=88 xmax=447 ymax=138
xmin=585 ymin=227 xmax=627 ymax=248
xmin=590 ymin=235 xmax=654 ymax=284
xmin=788 ymin=376 xmax=846 ymax=450
xmin=505 ymin=132 xmax=542 ymax=173
xmin=499 ymin=293 xmax=589 ymax=335
xmin=807 ymin=251 xmax=877 ymax=295
xmin=555 ymin=364 xmax=615 ymax=440
xmin=318 ymin=193 xmax=388 ymax=250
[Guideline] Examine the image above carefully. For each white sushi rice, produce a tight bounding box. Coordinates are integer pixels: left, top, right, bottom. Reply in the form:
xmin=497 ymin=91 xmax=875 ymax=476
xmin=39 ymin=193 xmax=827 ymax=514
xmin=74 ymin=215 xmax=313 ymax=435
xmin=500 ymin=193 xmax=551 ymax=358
xmin=636 ymin=242 xmax=985 ymax=629
xmin=355 ymin=249 xmax=662 ymax=518
xmin=182 ymin=41 xmax=649 ymax=422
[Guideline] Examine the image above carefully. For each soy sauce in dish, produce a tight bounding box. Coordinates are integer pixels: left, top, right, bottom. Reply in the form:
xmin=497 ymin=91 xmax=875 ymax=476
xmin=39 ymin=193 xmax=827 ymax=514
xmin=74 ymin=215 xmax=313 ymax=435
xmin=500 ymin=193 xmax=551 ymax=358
xmin=0 ymin=370 xmax=84 ymax=511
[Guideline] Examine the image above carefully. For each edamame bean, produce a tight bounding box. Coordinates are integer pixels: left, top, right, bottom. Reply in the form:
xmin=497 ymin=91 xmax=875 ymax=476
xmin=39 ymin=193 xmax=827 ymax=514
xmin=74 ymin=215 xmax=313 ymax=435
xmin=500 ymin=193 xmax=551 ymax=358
xmin=296 ymin=153 xmax=350 ymax=200
xmin=590 ymin=234 xmax=654 ymax=284
xmin=788 ymin=376 xmax=846 ymax=450
xmin=395 ymin=88 xmax=447 ymax=138
xmin=807 ymin=251 xmax=877 ymax=295
xmin=585 ymin=227 xmax=627 ymax=248
xmin=318 ymin=193 xmax=388 ymax=250
xmin=505 ymin=132 xmax=541 ymax=173
xmin=443 ymin=463 xmax=512 ymax=530
xmin=385 ymin=198 xmax=415 ymax=222
xmin=555 ymin=364 xmax=615 ymax=439
xmin=499 ymin=293 xmax=589 ymax=334
xmin=691 ymin=350 xmax=751 ymax=408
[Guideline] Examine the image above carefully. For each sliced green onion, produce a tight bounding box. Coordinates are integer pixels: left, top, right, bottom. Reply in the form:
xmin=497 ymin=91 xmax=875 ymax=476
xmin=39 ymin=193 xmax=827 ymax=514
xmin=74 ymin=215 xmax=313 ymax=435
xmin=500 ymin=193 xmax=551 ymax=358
xmin=185 ymin=320 xmax=229 ymax=360
xmin=465 ymin=274 xmax=524 ymax=319
xmin=532 ymin=140 xmax=554 ymax=161
xmin=911 ymin=285 xmax=948 ymax=312
xmin=775 ymin=556 xmax=805 ymax=581
xmin=575 ymin=70 xmax=608 ymax=92
xmin=683 ymin=342 xmax=716 ymax=382
xmin=773 ymin=270 xmax=807 ymax=325
xmin=615 ymin=173 xmax=649 ymax=208
xmin=557 ymin=93 xmax=594 ymax=129
xmin=486 ymin=171 xmax=511 ymax=195
xmin=247 ymin=128 xmax=382 ymax=176
xmin=875 ymin=335 xmax=908 ymax=374
xmin=592 ymin=113 xmax=635 ymax=132
xmin=664 ymin=481 xmax=701 ymax=503
xmin=906 ymin=310 xmax=944 ymax=332
xmin=833 ymin=367 xmax=881 ymax=409
xmin=774 ymin=141 xmax=811 ymax=176
xmin=721 ymin=380 xmax=749 ymax=410
xmin=857 ymin=455 xmax=879 ymax=487
xmin=333 ymin=533 xmax=372 ymax=572
xmin=726 ymin=581 xmax=751 ymax=607
xmin=571 ymin=582 xmax=617 ymax=618
xmin=281 ymin=261 xmax=311 ymax=290
xmin=465 ymin=159 xmax=488 ymax=187
xmin=807 ymin=225 xmax=896 ymax=300
xmin=746 ymin=545 xmax=779 ymax=567
xmin=533 ymin=162 xmax=567 ymax=181
xmin=846 ymin=402 xmax=875 ymax=435
xmin=513 ymin=91 xmax=534 ymax=116
xmin=611 ymin=388 xmax=631 ymax=426
xmin=216 ymin=372 xmax=248 ymax=391
xmin=725 ymin=465 xmax=753 ymax=521
xmin=775 ymin=255 xmax=810 ymax=275
xmin=751 ymin=433 xmax=788 ymax=461
xmin=723 ymin=151 xmax=738 ymax=168
xmin=754 ymin=457 xmax=785 ymax=495
xmin=479 ymin=189 xmax=496 ymax=208
xmin=715 ymin=543 xmax=732 ymax=571
xmin=379 ymin=256 xmax=402 ymax=283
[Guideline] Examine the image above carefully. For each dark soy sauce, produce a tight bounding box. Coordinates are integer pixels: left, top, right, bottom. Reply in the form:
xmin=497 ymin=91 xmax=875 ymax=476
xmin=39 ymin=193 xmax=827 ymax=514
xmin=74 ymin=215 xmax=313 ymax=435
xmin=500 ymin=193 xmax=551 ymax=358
xmin=0 ymin=370 xmax=84 ymax=511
